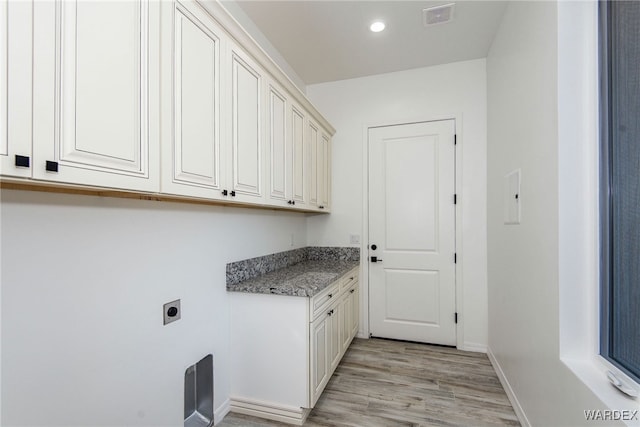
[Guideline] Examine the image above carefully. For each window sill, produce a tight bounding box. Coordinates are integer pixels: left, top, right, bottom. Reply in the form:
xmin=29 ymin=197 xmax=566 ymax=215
xmin=562 ymin=356 xmax=640 ymax=426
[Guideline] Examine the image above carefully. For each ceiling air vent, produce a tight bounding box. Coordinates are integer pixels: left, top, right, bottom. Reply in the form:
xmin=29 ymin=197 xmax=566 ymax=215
xmin=423 ymin=3 xmax=455 ymax=27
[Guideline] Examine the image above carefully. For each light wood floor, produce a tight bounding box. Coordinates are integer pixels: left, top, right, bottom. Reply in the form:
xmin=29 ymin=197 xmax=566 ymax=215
xmin=219 ymin=338 xmax=520 ymax=427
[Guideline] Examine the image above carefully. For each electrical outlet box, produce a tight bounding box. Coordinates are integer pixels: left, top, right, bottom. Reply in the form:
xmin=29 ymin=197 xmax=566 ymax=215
xmin=350 ymin=234 xmax=360 ymax=244
xmin=504 ymin=169 xmax=521 ymax=225
xmin=163 ymin=299 xmax=181 ymax=325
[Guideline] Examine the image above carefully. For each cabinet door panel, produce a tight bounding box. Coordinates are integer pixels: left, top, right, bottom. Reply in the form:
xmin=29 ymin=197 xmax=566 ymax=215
xmin=319 ymin=132 xmax=331 ymax=209
xmin=341 ymin=292 xmax=352 ymax=353
xmin=173 ymin=4 xmax=221 ymax=189
xmin=350 ymin=285 xmax=360 ymax=338
xmin=231 ymin=50 xmax=262 ymax=197
xmin=33 ymin=0 xmax=159 ymax=191
xmin=61 ymin=1 xmax=146 ymax=173
xmin=310 ymin=314 xmax=329 ymax=406
xmin=291 ymin=105 xmax=306 ymax=204
xmin=0 ymin=1 xmax=32 ymax=178
xmin=268 ymin=84 xmax=287 ymax=201
xmin=329 ymin=306 xmax=341 ymax=371
xmin=308 ymin=121 xmax=319 ymax=206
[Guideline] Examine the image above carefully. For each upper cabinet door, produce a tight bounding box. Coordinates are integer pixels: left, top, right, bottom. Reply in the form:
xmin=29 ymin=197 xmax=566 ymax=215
xmin=32 ymin=1 xmax=160 ymax=191
xmin=319 ymin=131 xmax=331 ymax=211
xmin=291 ymin=103 xmax=307 ymax=207
xmin=0 ymin=1 xmax=33 ymax=178
xmin=162 ymin=1 xmax=224 ymax=198
xmin=229 ymin=44 xmax=264 ymax=202
xmin=308 ymin=120 xmax=319 ymax=207
xmin=266 ymin=82 xmax=288 ymax=205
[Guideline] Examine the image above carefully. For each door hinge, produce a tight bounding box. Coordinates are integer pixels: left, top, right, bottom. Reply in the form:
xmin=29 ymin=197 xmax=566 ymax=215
xmin=454 ymin=253 xmax=457 ymax=264
xmin=455 ymin=312 xmax=458 ymax=324
xmin=454 ymin=194 xmax=457 ymax=204
xmin=454 ymin=134 xmax=457 ymax=145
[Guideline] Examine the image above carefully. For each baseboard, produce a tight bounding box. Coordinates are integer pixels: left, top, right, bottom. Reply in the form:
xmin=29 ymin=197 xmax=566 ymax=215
xmin=213 ymin=398 xmax=231 ymax=425
xmin=462 ymin=342 xmax=487 ymax=353
xmin=229 ymin=396 xmax=310 ymax=426
xmin=486 ymin=346 xmax=531 ymax=427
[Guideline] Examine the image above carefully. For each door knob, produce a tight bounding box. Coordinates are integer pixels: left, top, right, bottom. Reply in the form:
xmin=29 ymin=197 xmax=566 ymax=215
xmin=370 ymin=256 xmax=383 ymax=263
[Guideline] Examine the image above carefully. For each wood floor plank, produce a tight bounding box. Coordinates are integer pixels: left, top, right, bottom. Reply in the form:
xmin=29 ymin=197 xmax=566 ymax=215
xmin=219 ymin=338 xmax=520 ymax=426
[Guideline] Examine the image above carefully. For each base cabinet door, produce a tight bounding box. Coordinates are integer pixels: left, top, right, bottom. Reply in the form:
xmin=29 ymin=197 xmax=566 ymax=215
xmin=349 ymin=285 xmax=359 ymax=338
xmin=0 ymin=1 xmax=32 ymax=179
xmin=32 ymin=0 xmax=160 ymax=191
xmin=328 ymin=303 xmax=341 ymax=372
xmin=310 ymin=312 xmax=329 ymax=406
xmin=340 ymin=290 xmax=352 ymax=353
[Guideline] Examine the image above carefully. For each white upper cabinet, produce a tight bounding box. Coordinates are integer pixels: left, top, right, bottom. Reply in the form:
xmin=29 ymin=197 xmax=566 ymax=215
xmin=32 ymin=0 xmax=160 ymax=191
xmin=0 ymin=1 xmax=32 ymax=178
xmin=318 ymin=130 xmax=331 ymax=211
xmin=2 ymin=0 xmax=334 ymax=212
xmin=161 ymin=0 xmax=225 ymax=198
xmin=307 ymin=120 xmax=331 ymax=212
xmin=266 ymin=81 xmax=289 ymax=205
xmin=266 ymin=85 xmax=309 ymax=210
xmin=228 ymin=42 xmax=264 ymax=203
xmin=308 ymin=119 xmax=319 ymax=207
xmin=291 ymin=102 xmax=307 ymax=207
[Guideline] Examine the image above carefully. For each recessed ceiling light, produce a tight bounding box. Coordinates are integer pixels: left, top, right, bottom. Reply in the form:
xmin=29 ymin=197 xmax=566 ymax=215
xmin=370 ymin=21 xmax=386 ymax=33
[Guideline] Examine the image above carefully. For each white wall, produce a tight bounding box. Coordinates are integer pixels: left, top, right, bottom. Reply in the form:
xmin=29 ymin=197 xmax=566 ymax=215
xmin=486 ymin=2 xmax=610 ymax=426
xmin=306 ymin=59 xmax=488 ymax=351
xmin=0 ymin=189 xmax=307 ymax=426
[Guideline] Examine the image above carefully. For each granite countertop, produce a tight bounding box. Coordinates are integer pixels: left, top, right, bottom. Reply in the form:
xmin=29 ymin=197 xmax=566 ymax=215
xmin=226 ymin=260 xmax=359 ymax=297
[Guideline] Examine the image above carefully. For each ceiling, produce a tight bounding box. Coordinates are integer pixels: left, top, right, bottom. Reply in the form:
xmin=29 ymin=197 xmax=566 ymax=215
xmin=232 ymin=0 xmax=508 ymax=85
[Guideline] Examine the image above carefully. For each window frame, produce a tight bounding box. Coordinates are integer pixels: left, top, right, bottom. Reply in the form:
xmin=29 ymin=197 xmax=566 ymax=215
xmin=598 ymin=0 xmax=640 ymax=385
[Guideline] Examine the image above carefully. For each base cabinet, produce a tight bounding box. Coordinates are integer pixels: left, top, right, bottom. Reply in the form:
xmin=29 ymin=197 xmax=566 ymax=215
xmin=230 ymin=267 xmax=359 ymax=425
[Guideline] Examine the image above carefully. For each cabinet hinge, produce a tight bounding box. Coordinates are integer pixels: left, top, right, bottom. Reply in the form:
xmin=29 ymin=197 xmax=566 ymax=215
xmin=454 ymin=253 xmax=457 ymax=264
xmin=455 ymin=312 xmax=458 ymax=324
xmin=454 ymin=194 xmax=457 ymax=204
xmin=454 ymin=134 xmax=457 ymax=145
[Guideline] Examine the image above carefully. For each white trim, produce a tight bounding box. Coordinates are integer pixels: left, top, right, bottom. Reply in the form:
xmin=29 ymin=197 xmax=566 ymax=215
xmin=229 ymin=396 xmax=310 ymax=426
xmin=487 ymin=346 xmax=531 ymax=427
xmin=213 ymin=397 xmax=231 ymax=425
xmin=461 ymin=342 xmax=487 ymax=353
xmin=361 ymin=113 xmax=464 ymax=349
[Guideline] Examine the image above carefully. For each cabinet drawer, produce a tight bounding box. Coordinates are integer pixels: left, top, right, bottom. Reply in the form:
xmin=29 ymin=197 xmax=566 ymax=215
xmin=339 ymin=270 xmax=358 ymax=294
xmin=311 ymin=282 xmax=339 ymax=320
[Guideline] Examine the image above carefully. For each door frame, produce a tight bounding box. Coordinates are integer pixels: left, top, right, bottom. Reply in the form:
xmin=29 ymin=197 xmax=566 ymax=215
xmin=359 ymin=113 xmax=464 ymax=350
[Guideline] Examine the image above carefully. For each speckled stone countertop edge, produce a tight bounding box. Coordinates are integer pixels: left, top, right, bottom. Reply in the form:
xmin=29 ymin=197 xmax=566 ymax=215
xmin=226 ymin=260 xmax=359 ymax=298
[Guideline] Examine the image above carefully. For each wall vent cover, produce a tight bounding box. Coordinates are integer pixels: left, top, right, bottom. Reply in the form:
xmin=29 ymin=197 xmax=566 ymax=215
xmin=423 ymin=3 xmax=455 ymax=26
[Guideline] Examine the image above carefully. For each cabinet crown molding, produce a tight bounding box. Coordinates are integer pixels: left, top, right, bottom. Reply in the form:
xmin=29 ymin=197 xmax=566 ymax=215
xmin=198 ymin=0 xmax=336 ymax=136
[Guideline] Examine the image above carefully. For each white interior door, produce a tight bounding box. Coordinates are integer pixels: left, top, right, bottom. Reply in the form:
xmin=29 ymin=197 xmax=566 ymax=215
xmin=368 ymin=120 xmax=456 ymax=346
